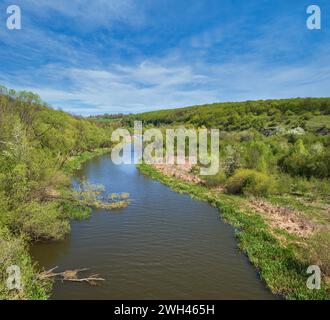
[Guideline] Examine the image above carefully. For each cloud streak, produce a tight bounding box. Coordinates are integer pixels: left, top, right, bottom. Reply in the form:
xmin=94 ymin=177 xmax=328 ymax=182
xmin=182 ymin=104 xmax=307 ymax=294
xmin=3 ymin=56 xmax=329 ymax=116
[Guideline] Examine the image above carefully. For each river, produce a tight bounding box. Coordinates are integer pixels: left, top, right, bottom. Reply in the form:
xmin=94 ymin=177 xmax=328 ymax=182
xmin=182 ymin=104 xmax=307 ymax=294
xmin=31 ymin=153 xmax=274 ymax=299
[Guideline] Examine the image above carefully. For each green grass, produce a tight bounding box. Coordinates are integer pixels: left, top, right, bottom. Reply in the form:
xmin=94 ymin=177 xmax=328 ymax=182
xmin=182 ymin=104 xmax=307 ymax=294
xmin=137 ymin=163 xmax=330 ymax=300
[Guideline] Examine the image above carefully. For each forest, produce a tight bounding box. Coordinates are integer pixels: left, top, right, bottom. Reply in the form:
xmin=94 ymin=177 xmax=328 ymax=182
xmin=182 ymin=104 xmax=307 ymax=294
xmin=125 ymin=98 xmax=330 ymax=185
xmin=0 ymin=86 xmax=113 ymax=299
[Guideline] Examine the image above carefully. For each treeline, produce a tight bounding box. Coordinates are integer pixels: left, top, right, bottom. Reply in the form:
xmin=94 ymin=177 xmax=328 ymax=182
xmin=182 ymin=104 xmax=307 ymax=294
xmin=0 ymin=87 xmax=112 ymax=299
xmin=127 ymin=98 xmax=330 ymax=134
xmin=202 ymin=131 xmax=330 ymax=198
xmin=125 ymin=98 xmax=330 ymax=197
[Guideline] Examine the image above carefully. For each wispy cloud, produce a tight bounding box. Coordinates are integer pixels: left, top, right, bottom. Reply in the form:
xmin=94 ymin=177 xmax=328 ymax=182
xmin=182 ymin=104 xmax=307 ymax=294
xmin=3 ymin=56 xmax=329 ymax=116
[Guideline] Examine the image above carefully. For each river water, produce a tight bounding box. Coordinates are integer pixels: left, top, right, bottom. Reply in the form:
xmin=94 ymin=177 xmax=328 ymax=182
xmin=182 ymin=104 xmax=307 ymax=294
xmin=31 ymin=153 xmax=274 ymax=299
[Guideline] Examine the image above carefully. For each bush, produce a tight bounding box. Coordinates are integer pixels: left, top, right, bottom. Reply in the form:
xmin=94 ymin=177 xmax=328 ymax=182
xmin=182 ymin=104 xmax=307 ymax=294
xmin=225 ymin=169 xmax=275 ymax=197
xmin=291 ymin=177 xmax=311 ymax=195
xmin=12 ymin=202 xmax=70 ymax=241
xmin=0 ymin=227 xmax=49 ymax=299
xmin=274 ymin=174 xmax=293 ymax=195
xmin=202 ymin=170 xmax=227 ymax=187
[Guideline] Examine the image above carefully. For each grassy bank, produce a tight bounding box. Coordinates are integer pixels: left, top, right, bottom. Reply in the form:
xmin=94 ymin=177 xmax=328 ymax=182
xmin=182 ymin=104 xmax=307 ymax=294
xmin=137 ymin=163 xmax=330 ymax=300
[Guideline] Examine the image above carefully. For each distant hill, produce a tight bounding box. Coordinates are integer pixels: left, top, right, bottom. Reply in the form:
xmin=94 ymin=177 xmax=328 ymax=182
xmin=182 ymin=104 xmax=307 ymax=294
xmin=125 ymin=98 xmax=330 ymax=134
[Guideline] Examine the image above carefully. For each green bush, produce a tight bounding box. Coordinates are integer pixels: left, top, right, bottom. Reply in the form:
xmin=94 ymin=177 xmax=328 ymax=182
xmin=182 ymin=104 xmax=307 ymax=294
xmin=291 ymin=177 xmax=312 ymax=195
xmin=0 ymin=227 xmax=50 ymax=300
xmin=202 ymin=171 xmax=227 ymax=187
xmin=225 ymin=169 xmax=275 ymax=197
xmin=13 ymin=202 xmax=70 ymax=241
xmin=274 ymin=174 xmax=293 ymax=195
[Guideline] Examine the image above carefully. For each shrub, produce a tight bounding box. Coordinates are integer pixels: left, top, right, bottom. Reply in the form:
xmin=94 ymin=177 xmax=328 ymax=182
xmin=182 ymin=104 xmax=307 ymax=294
xmin=0 ymin=227 xmax=50 ymax=299
xmin=12 ymin=202 xmax=70 ymax=241
xmin=223 ymin=145 xmax=242 ymax=176
xmin=225 ymin=169 xmax=275 ymax=197
xmin=244 ymin=141 xmax=272 ymax=173
xmin=274 ymin=174 xmax=293 ymax=195
xmin=202 ymin=171 xmax=227 ymax=187
xmin=293 ymin=177 xmax=312 ymax=195
xmin=279 ymin=139 xmax=330 ymax=179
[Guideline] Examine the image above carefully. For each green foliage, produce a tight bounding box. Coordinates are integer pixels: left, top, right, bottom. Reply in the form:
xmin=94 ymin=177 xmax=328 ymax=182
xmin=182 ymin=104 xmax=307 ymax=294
xmin=12 ymin=202 xmax=71 ymax=241
xmin=126 ymin=98 xmax=330 ymax=299
xmin=129 ymin=97 xmax=330 ymax=132
xmin=222 ymin=145 xmax=242 ymax=176
xmin=0 ymin=87 xmax=113 ymax=299
xmin=202 ymin=171 xmax=227 ymax=187
xmin=225 ymin=169 xmax=276 ymax=197
xmin=0 ymin=228 xmax=50 ymax=300
xmin=280 ymin=139 xmax=330 ymax=179
xmin=244 ymin=141 xmax=271 ymax=172
xmin=306 ymin=115 xmax=330 ymax=134
xmin=128 ymin=96 xmax=330 ymax=182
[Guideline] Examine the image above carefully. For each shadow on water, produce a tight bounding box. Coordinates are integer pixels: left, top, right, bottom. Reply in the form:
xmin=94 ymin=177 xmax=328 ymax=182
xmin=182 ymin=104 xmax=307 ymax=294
xmin=31 ymin=153 xmax=275 ymax=300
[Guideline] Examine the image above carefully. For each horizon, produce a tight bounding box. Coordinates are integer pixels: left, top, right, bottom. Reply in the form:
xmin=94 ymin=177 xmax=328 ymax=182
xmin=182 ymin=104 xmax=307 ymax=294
xmin=87 ymin=96 xmax=330 ymax=117
xmin=1 ymin=1 xmax=329 ymax=116
xmin=2 ymin=83 xmax=330 ymax=117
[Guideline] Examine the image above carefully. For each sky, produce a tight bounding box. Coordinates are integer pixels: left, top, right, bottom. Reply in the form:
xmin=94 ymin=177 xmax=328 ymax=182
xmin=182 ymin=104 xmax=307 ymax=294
xmin=0 ymin=0 xmax=329 ymax=115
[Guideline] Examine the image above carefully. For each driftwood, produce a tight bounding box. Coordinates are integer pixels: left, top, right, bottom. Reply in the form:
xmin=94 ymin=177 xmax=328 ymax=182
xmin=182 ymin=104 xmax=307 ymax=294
xmin=39 ymin=266 xmax=105 ymax=285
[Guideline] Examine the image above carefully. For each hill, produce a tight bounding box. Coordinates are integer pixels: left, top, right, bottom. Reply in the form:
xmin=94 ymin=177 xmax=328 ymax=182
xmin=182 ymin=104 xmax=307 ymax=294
xmin=127 ymin=98 xmax=330 ymax=134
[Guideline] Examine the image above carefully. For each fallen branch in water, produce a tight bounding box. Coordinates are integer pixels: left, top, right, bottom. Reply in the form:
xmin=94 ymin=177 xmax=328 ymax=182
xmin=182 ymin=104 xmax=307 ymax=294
xmin=39 ymin=266 xmax=105 ymax=285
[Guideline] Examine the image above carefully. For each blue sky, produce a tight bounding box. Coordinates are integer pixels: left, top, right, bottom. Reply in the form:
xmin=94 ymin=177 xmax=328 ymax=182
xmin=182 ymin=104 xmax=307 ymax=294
xmin=0 ymin=0 xmax=329 ymax=115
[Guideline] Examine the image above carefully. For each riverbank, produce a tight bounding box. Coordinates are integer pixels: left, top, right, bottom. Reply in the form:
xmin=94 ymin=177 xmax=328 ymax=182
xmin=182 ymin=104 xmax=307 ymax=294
xmin=137 ymin=163 xmax=330 ymax=300
xmin=62 ymin=148 xmax=112 ymax=174
xmin=0 ymin=148 xmax=111 ymax=300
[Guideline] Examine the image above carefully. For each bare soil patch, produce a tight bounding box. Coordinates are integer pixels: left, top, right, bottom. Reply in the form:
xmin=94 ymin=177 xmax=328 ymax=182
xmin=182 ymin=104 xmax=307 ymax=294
xmin=248 ymin=199 xmax=316 ymax=238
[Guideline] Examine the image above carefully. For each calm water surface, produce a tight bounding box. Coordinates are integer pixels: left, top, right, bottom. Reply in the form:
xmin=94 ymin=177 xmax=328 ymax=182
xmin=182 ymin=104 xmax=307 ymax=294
xmin=31 ymin=153 xmax=274 ymax=299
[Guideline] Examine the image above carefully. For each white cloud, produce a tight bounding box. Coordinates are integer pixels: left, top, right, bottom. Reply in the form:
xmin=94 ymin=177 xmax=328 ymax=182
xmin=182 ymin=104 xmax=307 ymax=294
xmin=3 ymin=56 xmax=330 ymax=116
